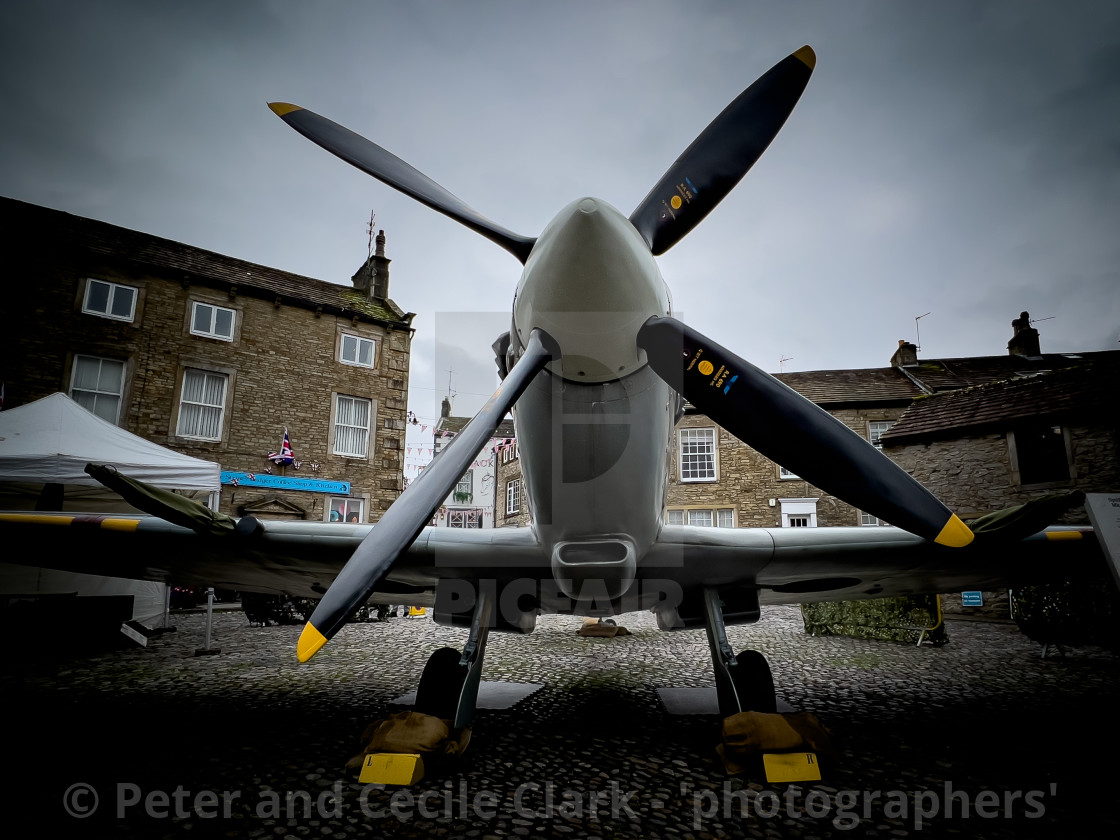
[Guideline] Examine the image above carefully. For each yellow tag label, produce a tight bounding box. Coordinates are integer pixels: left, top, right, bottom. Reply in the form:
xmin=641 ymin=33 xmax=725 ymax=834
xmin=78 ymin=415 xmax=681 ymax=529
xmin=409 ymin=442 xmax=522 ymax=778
xmin=359 ymin=753 xmax=425 ymax=786
xmin=762 ymin=752 xmax=821 ymax=783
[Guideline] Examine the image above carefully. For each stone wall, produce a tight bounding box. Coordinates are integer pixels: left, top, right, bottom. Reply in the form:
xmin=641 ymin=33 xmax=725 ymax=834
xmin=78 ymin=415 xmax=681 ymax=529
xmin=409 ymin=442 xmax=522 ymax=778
xmin=4 ymin=221 xmax=412 ymax=524
xmin=666 ymin=406 xmax=909 ymax=527
xmin=883 ymin=422 xmax=1119 ymax=523
xmin=496 ymin=445 xmax=531 ymax=527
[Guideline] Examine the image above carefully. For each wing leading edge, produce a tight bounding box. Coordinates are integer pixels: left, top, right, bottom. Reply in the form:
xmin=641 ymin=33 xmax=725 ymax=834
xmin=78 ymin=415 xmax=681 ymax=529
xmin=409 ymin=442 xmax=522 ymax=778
xmin=0 ymin=513 xmax=546 ymax=603
xmin=642 ymin=524 xmax=1101 ymax=608
xmin=0 ymin=512 xmax=1101 ymax=621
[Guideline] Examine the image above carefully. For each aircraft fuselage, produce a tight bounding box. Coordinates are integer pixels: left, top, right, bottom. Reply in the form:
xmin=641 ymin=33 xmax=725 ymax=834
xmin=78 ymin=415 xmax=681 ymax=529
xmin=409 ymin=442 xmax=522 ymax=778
xmin=508 ymin=198 xmax=676 ymax=601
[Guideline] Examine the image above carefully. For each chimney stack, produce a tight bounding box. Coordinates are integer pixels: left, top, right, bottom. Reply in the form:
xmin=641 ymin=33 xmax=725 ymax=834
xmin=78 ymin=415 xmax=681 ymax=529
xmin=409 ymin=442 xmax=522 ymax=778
xmin=350 ymin=229 xmax=391 ymax=301
xmin=441 ymin=396 xmax=452 ymax=419
xmin=890 ymin=339 xmax=918 ymax=367
xmin=1007 ymin=310 xmax=1041 ymax=357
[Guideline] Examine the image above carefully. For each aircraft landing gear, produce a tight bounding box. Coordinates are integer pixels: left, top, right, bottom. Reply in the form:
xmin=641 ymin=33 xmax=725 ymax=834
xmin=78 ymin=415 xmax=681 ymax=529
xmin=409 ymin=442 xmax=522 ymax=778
xmin=414 ymin=647 xmax=468 ymax=720
xmin=702 ymin=587 xmax=776 ymax=717
xmin=414 ymin=584 xmax=494 ymax=729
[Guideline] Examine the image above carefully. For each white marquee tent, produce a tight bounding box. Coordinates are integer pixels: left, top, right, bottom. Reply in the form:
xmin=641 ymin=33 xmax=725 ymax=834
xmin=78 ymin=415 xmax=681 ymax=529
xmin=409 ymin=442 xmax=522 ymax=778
xmin=0 ymin=393 xmax=222 ymax=626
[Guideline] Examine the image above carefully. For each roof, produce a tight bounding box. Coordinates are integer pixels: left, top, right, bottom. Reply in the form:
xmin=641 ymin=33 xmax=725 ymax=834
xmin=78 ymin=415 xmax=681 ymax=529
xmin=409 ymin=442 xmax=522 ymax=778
xmin=682 ymin=367 xmax=919 ymax=414
xmin=881 ymin=353 xmax=1120 ymax=444
xmin=2 ymin=195 xmax=413 ymax=328
xmin=436 ymin=416 xmax=516 ymax=439
xmin=774 ymin=367 xmax=920 ymax=405
xmin=0 ymin=392 xmax=220 ymax=490
xmin=895 ymin=352 xmax=1111 ymax=393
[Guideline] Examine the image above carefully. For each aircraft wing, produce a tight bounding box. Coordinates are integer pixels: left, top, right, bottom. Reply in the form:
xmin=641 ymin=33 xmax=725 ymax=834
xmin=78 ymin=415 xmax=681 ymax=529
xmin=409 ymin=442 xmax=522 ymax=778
xmin=0 ymin=513 xmax=546 ymax=607
xmin=641 ymin=524 xmax=1102 ymax=608
xmin=0 ymin=512 xmax=1101 ymax=617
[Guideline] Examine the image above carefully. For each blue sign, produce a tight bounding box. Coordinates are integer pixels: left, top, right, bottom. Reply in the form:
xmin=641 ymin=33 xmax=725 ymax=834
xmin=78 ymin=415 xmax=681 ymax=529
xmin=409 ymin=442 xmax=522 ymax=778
xmin=220 ymin=471 xmax=350 ymax=495
xmin=961 ymin=591 xmax=983 ymax=607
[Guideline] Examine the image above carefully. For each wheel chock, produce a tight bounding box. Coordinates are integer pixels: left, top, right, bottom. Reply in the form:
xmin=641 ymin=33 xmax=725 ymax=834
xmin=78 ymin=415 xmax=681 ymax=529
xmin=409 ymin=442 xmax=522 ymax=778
xmin=762 ymin=752 xmax=821 ymax=783
xmin=358 ymin=753 xmax=425 ymax=786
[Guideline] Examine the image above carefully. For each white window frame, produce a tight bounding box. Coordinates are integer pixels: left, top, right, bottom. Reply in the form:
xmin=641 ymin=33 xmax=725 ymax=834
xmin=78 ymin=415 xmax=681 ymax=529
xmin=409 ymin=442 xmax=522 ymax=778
xmin=190 ymin=301 xmax=236 ymax=341
xmin=778 ymin=465 xmax=800 ymax=480
xmin=506 ymin=478 xmax=521 ymax=515
xmin=82 ymin=278 xmax=137 ymax=322
xmin=688 ymin=509 xmax=714 ymax=528
xmin=780 ymin=497 xmax=818 ymax=528
xmin=70 ymin=355 xmax=126 ymax=423
xmin=328 ymin=497 xmax=365 ymax=523
xmin=448 ymin=509 xmax=483 ymax=529
xmin=176 ymin=369 xmax=228 ymax=441
xmin=678 ymin=427 xmax=717 ymax=482
xmin=860 ymin=511 xmax=885 ymax=526
xmin=666 ymin=508 xmax=735 ymax=528
xmin=456 ymin=471 xmax=473 ymax=496
xmin=340 ymin=333 xmax=377 ymax=368
xmin=333 ymin=395 xmax=372 ymax=458
xmin=868 ymin=420 xmax=894 ymax=450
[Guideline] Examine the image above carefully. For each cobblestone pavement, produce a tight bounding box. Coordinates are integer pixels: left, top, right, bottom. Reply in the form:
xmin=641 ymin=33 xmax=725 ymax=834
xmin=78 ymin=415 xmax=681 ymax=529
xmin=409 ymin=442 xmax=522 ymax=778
xmin=5 ymin=605 xmax=1119 ymax=839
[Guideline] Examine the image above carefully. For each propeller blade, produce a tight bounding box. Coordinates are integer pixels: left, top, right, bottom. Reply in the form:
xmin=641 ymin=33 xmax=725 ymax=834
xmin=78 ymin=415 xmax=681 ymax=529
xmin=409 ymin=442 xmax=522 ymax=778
xmin=637 ymin=316 xmax=973 ymax=547
xmin=268 ymin=103 xmax=536 ymax=263
xmin=297 ymin=329 xmax=557 ymax=662
xmin=629 ymin=46 xmax=816 ymax=255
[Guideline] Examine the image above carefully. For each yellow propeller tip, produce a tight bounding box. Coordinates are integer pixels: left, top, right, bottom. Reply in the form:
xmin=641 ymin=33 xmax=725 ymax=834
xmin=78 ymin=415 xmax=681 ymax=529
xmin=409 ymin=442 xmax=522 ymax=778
xmin=794 ymin=45 xmax=816 ymax=70
xmin=297 ymin=622 xmax=328 ymax=662
xmin=934 ymin=514 xmax=974 ymax=548
xmin=268 ymin=102 xmax=302 ymax=117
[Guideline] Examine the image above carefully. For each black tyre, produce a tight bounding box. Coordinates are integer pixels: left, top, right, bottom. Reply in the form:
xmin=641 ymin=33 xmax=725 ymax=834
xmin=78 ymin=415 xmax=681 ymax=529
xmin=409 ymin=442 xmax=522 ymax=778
xmin=732 ymin=649 xmax=776 ymax=714
xmin=414 ymin=647 xmax=468 ymax=720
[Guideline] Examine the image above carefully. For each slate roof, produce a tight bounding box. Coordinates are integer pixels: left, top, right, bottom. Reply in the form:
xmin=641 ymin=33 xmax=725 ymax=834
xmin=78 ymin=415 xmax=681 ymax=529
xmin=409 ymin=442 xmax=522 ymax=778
xmin=893 ymin=352 xmax=1106 ymax=393
xmin=435 ymin=416 xmax=516 ymax=440
xmin=881 ymin=353 xmax=1120 ymax=444
xmin=3 ymin=195 xmax=413 ymax=327
xmin=774 ymin=367 xmax=920 ymax=405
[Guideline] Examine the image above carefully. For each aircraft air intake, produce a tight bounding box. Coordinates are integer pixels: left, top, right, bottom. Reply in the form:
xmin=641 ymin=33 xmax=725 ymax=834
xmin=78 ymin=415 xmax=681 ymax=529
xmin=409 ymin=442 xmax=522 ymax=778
xmin=551 ymin=538 xmax=637 ymax=601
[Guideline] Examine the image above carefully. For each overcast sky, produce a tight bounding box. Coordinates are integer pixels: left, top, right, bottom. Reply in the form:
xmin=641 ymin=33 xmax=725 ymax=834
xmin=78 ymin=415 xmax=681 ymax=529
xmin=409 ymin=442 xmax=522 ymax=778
xmin=3 ymin=1 xmax=1118 ymax=472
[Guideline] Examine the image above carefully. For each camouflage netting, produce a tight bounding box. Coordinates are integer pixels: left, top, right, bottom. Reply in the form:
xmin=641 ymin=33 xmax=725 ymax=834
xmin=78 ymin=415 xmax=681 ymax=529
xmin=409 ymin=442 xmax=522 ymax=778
xmin=1012 ymin=573 xmax=1120 ymax=654
xmin=800 ymin=491 xmax=1098 ymax=646
xmin=967 ymin=489 xmax=1120 ymax=654
xmin=800 ymin=595 xmax=947 ymax=645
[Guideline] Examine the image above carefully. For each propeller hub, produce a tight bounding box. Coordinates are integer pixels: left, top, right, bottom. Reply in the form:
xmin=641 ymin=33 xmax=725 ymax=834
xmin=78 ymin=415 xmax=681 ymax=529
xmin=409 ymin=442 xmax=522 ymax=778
xmin=512 ymin=198 xmax=670 ymax=383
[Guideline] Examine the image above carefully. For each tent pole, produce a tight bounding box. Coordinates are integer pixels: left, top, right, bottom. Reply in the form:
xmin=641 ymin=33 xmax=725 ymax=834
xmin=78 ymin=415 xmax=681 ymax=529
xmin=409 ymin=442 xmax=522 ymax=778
xmin=195 ymin=587 xmax=220 ymax=656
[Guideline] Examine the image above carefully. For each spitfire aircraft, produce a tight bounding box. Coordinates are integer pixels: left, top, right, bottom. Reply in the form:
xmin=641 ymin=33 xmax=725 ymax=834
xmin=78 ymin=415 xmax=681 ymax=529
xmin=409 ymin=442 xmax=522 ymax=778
xmin=1 ymin=46 xmax=1101 ymax=731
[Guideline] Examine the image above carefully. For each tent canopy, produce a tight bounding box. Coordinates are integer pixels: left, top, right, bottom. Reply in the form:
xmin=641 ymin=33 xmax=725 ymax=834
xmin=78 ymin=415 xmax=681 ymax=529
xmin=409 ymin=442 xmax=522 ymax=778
xmin=0 ymin=393 xmax=220 ymax=626
xmin=0 ymin=392 xmax=219 ymax=491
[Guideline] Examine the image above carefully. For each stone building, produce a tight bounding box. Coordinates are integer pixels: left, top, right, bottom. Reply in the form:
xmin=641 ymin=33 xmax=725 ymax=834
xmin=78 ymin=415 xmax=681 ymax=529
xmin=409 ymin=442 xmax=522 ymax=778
xmin=668 ymin=317 xmax=1118 ymax=533
xmin=489 ymin=312 xmax=1118 ymax=543
xmin=496 ymin=434 xmax=529 ymax=527
xmin=1 ymin=196 xmax=415 ymax=523
xmin=666 ymin=366 xmax=918 ymax=530
xmin=880 ymin=341 xmax=1119 ymax=521
xmin=431 ymin=398 xmax=516 ymax=528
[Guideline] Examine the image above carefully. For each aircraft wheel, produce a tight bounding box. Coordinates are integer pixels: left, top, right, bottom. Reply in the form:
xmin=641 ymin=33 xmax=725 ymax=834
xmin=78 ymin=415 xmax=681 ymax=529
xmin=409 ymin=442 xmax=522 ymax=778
xmin=414 ymin=646 xmax=468 ymax=720
xmin=732 ymin=649 xmax=776 ymax=714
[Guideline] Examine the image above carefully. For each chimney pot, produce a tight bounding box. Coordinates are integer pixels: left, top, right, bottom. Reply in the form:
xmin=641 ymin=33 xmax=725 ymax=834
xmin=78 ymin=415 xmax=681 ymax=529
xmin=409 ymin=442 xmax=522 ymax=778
xmin=1008 ymin=310 xmax=1041 ymax=356
xmin=351 ymin=230 xmax=391 ymax=301
xmin=891 ymin=339 xmax=918 ymax=367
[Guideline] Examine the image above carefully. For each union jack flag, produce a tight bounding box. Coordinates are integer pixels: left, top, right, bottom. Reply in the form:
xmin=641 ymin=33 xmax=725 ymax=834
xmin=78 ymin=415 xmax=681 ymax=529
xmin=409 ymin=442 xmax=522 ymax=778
xmin=268 ymin=428 xmax=295 ymax=466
